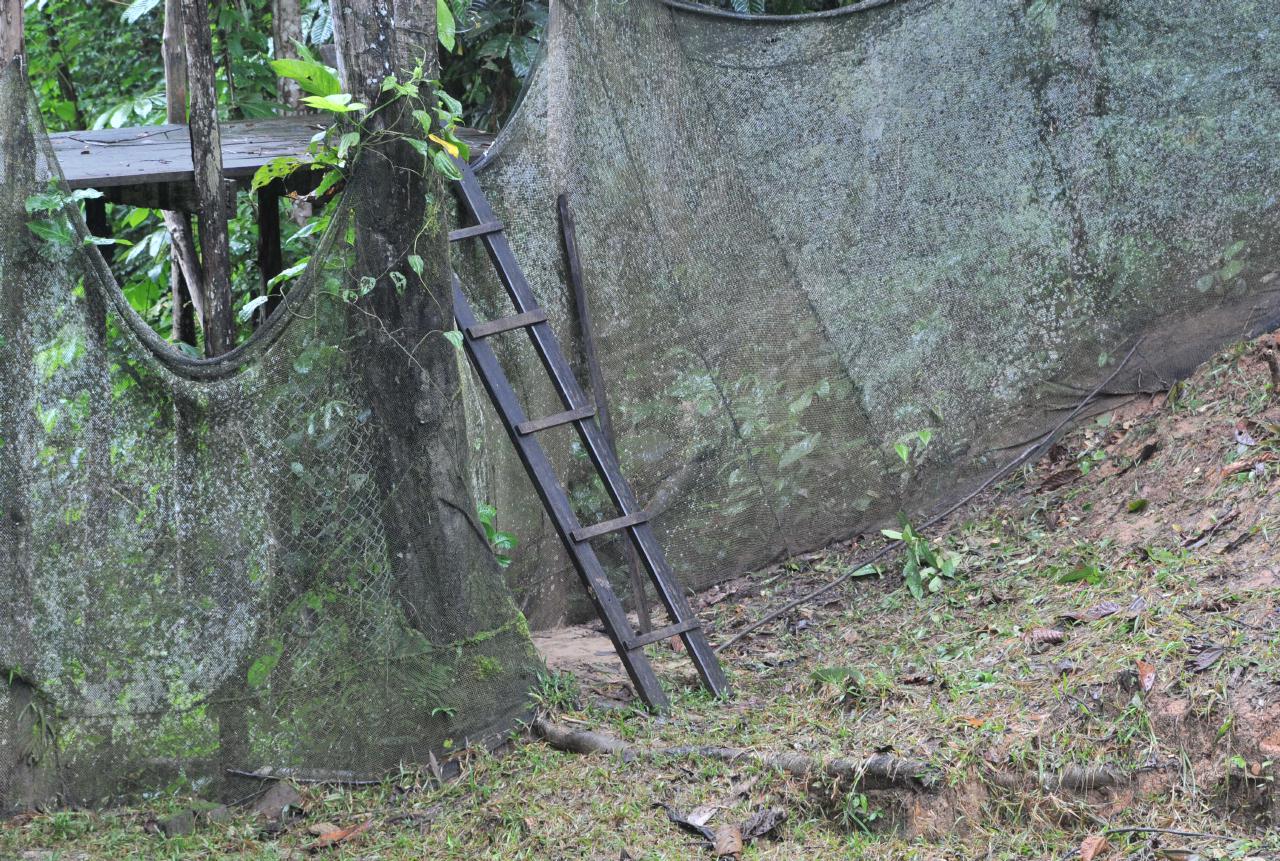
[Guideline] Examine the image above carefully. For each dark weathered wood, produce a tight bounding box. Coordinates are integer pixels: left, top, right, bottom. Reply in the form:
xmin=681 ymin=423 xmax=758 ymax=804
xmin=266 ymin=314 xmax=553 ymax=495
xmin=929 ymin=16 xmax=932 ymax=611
xmin=571 ymin=510 xmax=649 ymax=543
xmin=49 ymin=120 xmax=491 ymax=191
xmin=627 ymin=618 xmax=698 ymax=650
xmin=182 ymin=0 xmax=233 ymax=356
xmin=452 ymin=163 xmax=728 ymax=703
xmin=256 ymin=185 xmax=283 ymax=324
xmin=448 ymin=221 xmax=503 ymax=242
xmin=465 ymin=308 xmax=546 ymax=339
xmin=0 ymin=0 xmax=21 ymax=70
xmin=84 ymin=198 xmax=114 ymax=265
xmin=452 ymin=279 xmax=670 ymax=711
xmin=516 ymin=404 xmax=596 ymax=436
xmin=162 ymin=0 xmax=196 ymax=346
xmin=559 ymin=193 xmax=652 ymax=633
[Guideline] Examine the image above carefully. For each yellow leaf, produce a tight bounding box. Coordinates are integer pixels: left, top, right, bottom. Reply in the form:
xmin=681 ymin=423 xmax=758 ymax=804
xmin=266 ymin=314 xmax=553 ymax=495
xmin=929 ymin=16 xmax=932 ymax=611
xmin=428 ymin=134 xmax=459 ymax=158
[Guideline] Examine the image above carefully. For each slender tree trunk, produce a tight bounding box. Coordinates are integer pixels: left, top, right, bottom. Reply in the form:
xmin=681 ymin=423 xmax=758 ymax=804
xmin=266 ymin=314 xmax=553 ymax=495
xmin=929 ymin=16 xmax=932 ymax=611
xmin=181 ymin=0 xmax=234 ymax=356
xmin=162 ymin=0 xmax=198 ymax=346
xmin=331 ymin=0 xmax=516 ymax=640
xmin=272 ymin=0 xmax=301 ymax=109
xmin=0 ymin=0 xmax=21 ymax=71
xmin=43 ymin=12 xmax=85 ymax=130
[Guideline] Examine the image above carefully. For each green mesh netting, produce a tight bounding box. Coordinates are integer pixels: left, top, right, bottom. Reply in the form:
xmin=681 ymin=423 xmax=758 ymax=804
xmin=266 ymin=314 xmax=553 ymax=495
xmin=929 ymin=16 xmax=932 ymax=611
xmin=0 ymin=64 xmax=540 ymax=808
xmin=456 ymin=0 xmax=1280 ymax=626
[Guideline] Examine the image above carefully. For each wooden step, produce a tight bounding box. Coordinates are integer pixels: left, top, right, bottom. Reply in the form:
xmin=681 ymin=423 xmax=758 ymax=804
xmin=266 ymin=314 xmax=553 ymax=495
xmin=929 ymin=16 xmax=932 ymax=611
xmin=516 ymin=405 xmax=595 ymax=436
xmin=628 ymin=618 xmax=700 ymax=650
xmin=466 ymin=309 xmax=547 ymax=339
xmin=572 ymin=510 xmax=648 ymax=543
xmin=448 ymin=220 xmax=503 ymax=242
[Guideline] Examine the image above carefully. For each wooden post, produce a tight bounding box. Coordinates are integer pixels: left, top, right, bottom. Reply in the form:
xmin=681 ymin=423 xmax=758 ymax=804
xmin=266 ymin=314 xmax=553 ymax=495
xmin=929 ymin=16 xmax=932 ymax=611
xmin=162 ymin=0 xmax=198 ymax=346
xmin=256 ymin=184 xmax=283 ymax=324
xmin=272 ymin=0 xmax=302 ymax=109
xmin=181 ymin=0 xmax=234 ymax=356
xmin=558 ymin=194 xmax=653 ymax=633
xmin=1 ymin=0 xmax=22 ymax=71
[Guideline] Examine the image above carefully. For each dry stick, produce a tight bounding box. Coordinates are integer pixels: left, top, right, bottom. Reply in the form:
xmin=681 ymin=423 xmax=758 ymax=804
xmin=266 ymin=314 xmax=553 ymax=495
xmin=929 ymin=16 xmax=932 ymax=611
xmin=532 ymin=717 xmax=940 ymax=792
xmin=558 ymin=193 xmax=653 ymax=633
xmin=716 ymin=341 xmax=1142 ymax=653
xmin=1103 ymin=825 xmax=1243 ymax=842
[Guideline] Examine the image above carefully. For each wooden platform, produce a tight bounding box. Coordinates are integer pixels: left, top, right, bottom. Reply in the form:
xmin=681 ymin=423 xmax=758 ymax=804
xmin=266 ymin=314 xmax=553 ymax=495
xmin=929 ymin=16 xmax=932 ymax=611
xmin=49 ymin=117 xmax=493 ymax=211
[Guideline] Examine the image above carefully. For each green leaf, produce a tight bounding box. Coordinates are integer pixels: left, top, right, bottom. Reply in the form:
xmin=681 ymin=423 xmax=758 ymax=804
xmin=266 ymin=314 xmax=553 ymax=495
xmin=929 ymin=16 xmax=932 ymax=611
xmin=122 ymin=0 xmax=162 ymax=24
xmin=1219 ymin=257 xmax=1246 ymax=281
xmin=894 ymin=442 xmax=910 ymax=465
xmin=1126 ymin=498 xmax=1148 ymax=513
xmin=432 ymin=149 xmax=463 ymax=181
xmin=437 ymin=0 xmax=457 ymax=51
xmin=268 ymin=258 xmax=310 ymax=289
xmin=1058 ymin=563 xmax=1103 ymax=585
xmin=778 ymin=433 xmax=820 ymax=470
xmin=408 ymin=255 xmax=424 ymax=276
xmin=237 ymin=295 xmax=271 ymax=322
xmin=300 ymin=93 xmax=365 ymax=114
xmin=336 ymin=131 xmax=360 ymax=162
xmin=270 ymin=58 xmax=341 ymax=97
xmin=444 ymin=330 xmax=464 ymax=351
xmin=252 ymin=156 xmax=303 ymax=190
xmin=246 ymin=640 xmax=283 ymax=689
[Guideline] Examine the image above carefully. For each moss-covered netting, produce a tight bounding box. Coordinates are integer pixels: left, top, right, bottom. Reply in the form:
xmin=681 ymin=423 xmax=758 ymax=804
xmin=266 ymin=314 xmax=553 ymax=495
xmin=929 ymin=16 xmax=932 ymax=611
xmin=0 ymin=64 xmax=541 ymax=808
xmin=458 ymin=0 xmax=1280 ymax=626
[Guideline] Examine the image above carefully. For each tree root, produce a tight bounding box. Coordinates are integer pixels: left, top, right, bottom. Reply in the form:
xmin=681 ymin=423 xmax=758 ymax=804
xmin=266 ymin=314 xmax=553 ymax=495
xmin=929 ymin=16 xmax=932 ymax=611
xmin=531 ymin=718 xmax=941 ymax=792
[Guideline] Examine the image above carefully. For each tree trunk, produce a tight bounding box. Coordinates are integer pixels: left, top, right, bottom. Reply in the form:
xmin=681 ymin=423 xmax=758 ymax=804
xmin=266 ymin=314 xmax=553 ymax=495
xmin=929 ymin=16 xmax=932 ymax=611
xmin=331 ymin=0 xmax=515 ymax=641
xmin=181 ymin=0 xmax=233 ymax=356
xmin=162 ymin=0 xmax=198 ymax=346
xmin=0 ymin=0 xmax=21 ymax=71
xmin=43 ymin=11 xmax=85 ymax=130
xmin=272 ymin=0 xmax=301 ymax=109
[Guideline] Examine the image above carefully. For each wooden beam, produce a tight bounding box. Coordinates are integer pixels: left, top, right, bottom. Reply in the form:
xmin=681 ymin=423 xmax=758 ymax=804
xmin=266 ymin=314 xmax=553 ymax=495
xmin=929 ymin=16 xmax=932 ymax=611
xmin=181 ymin=0 xmax=234 ymax=356
xmin=163 ymin=0 xmax=197 ymax=346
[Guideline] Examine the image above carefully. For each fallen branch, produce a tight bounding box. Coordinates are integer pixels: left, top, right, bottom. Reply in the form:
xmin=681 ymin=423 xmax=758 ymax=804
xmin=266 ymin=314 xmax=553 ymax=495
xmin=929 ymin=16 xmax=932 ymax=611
xmin=717 ymin=341 xmax=1143 ymax=652
xmin=532 ymin=717 xmax=940 ymax=792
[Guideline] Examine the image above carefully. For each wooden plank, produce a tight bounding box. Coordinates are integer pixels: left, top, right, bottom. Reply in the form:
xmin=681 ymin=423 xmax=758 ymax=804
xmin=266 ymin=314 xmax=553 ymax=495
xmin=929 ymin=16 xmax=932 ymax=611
xmin=516 ymin=404 xmax=595 ymax=436
xmin=571 ymin=510 xmax=648 ymax=543
xmin=465 ymin=308 xmax=546 ymax=339
xmin=628 ymin=618 xmax=699 ymax=650
xmin=49 ymin=120 xmax=493 ymax=191
xmin=448 ymin=220 xmax=503 ymax=242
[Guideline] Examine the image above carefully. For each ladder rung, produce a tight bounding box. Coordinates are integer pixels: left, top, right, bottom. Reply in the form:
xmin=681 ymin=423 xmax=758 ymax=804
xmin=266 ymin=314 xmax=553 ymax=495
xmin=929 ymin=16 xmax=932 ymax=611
xmin=516 ymin=405 xmax=595 ymax=436
xmin=466 ymin=309 xmax=547 ymax=340
xmin=627 ymin=618 xmax=700 ymax=650
xmin=572 ymin=510 xmax=648 ymax=543
xmin=449 ymin=221 xmax=503 ymax=242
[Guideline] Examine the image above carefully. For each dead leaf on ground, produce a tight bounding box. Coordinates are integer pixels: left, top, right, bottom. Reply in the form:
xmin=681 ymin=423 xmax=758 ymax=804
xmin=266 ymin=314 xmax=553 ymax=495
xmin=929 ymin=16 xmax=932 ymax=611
xmin=740 ymin=807 xmax=786 ymax=841
xmin=1187 ymin=644 xmax=1226 ymax=673
xmin=304 ymin=818 xmax=373 ymax=852
xmin=658 ymin=803 xmax=715 ymax=843
xmin=1136 ymin=659 xmax=1157 ymax=693
xmin=1026 ymin=627 xmax=1066 ymax=647
xmin=1060 ymin=601 xmax=1120 ymax=625
xmin=712 ymin=823 xmax=743 ymax=858
xmin=1080 ymin=833 xmax=1109 ymax=861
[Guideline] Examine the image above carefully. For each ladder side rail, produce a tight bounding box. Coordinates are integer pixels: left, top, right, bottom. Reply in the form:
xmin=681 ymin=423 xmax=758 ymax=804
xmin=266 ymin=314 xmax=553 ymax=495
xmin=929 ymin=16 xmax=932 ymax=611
xmin=453 ymin=170 xmax=728 ymax=697
xmin=451 ymin=277 xmax=671 ymax=710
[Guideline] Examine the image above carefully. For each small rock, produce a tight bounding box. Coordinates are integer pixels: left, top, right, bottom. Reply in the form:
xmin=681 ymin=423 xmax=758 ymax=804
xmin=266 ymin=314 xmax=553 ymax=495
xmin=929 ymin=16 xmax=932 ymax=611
xmin=159 ymin=809 xmax=196 ymax=838
xmin=308 ymin=821 xmax=339 ymax=836
xmin=203 ymin=804 xmax=232 ymax=825
xmin=251 ymin=782 xmax=303 ymax=821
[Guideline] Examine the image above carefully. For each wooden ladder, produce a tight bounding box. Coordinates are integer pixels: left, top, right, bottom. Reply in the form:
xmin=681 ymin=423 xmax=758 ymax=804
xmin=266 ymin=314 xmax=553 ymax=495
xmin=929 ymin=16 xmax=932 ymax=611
xmin=448 ymin=162 xmax=729 ymax=711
